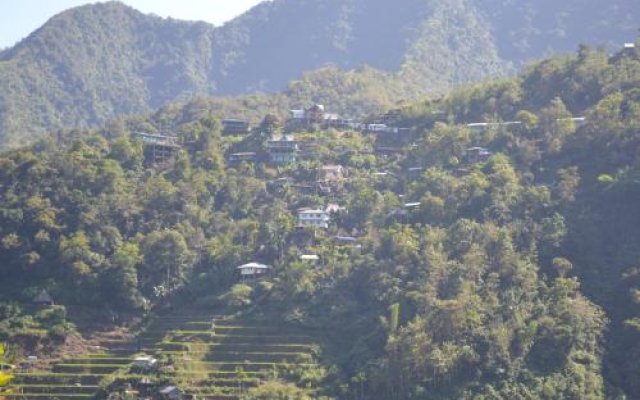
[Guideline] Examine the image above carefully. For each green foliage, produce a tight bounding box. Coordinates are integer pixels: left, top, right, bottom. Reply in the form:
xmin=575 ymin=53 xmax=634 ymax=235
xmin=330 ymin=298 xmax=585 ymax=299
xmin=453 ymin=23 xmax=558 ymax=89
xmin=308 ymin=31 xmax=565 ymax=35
xmin=242 ymin=380 xmax=313 ymax=400
xmin=219 ymin=284 xmax=254 ymax=310
xmin=0 ymin=371 xmax=13 ymax=387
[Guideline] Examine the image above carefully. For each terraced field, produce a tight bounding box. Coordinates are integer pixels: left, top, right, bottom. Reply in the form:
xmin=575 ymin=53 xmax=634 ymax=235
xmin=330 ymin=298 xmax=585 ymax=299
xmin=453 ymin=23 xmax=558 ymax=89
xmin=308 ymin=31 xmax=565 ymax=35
xmin=5 ymin=311 xmax=325 ymax=399
xmin=5 ymin=331 xmax=136 ymax=400
xmin=139 ymin=314 xmax=324 ymax=398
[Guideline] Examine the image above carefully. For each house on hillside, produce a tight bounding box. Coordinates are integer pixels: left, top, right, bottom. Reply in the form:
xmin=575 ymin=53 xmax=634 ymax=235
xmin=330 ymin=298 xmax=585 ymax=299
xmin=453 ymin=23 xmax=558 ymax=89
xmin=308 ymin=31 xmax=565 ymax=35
xmin=159 ymin=385 xmax=183 ymax=400
xmin=267 ymin=135 xmax=298 ymax=165
xmin=237 ymin=262 xmax=271 ymax=280
xmin=306 ymin=104 xmax=326 ymax=125
xmin=222 ymin=119 xmax=251 ymax=135
xmin=132 ymin=355 xmax=157 ymax=372
xmin=622 ymin=43 xmax=636 ymax=56
xmin=137 ymin=132 xmax=181 ymax=167
xmin=33 ymin=290 xmax=54 ymax=307
xmin=288 ymin=104 xmax=347 ymax=130
xmin=371 ymin=109 xmax=403 ymax=126
xmin=300 ymin=254 xmax=320 ymax=263
xmin=333 ymin=236 xmax=358 ymax=246
xmin=297 ymin=209 xmax=330 ymax=229
xmin=465 ymin=147 xmax=492 ymax=164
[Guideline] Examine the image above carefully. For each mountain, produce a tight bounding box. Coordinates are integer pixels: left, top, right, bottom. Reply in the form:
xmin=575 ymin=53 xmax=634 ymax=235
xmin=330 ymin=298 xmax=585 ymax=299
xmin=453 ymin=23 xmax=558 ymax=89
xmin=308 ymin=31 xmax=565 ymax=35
xmin=2 ymin=43 xmax=640 ymax=399
xmin=477 ymin=0 xmax=639 ymax=61
xmin=0 ymin=2 xmax=217 ymax=147
xmin=0 ymin=0 xmax=638 ymax=147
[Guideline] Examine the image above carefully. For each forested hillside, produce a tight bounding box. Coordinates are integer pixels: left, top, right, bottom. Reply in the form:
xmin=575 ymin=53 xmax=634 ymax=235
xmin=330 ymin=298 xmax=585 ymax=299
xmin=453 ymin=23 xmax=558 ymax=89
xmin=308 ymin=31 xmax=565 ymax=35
xmin=477 ymin=0 xmax=638 ymax=61
xmin=2 ymin=42 xmax=640 ymax=398
xmin=0 ymin=2 xmax=217 ymax=148
xmin=1 ymin=0 xmax=638 ymax=148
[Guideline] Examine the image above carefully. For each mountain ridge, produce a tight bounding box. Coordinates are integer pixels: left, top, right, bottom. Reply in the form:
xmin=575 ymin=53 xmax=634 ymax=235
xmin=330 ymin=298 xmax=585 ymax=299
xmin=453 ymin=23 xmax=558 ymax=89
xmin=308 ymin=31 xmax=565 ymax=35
xmin=0 ymin=0 xmax=637 ymax=147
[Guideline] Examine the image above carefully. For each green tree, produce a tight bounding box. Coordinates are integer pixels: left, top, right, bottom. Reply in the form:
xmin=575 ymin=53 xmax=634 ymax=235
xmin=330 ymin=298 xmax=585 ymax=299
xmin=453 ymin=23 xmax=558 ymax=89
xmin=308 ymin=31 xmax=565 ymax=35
xmin=139 ymin=230 xmax=194 ymax=296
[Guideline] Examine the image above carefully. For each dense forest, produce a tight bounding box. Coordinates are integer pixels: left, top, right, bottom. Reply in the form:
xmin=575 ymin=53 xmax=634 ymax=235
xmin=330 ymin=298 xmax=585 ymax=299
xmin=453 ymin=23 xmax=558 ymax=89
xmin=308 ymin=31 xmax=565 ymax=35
xmin=1 ymin=41 xmax=640 ymax=399
xmin=1 ymin=0 xmax=639 ymax=148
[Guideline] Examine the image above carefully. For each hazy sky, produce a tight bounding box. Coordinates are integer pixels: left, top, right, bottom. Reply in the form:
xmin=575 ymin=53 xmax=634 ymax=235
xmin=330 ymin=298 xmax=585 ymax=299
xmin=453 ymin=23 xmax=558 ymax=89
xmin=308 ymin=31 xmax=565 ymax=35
xmin=0 ymin=0 xmax=265 ymax=48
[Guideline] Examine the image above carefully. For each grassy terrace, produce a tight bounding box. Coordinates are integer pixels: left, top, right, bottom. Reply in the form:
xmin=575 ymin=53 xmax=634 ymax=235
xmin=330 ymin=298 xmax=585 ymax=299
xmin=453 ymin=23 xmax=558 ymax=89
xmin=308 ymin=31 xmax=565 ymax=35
xmin=7 ymin=309 xmax=325 ymax=399
xmin=1 ymin=394 xmax=94 ymax=399
xmin=6 ymin=324 xmax=138 ymax=399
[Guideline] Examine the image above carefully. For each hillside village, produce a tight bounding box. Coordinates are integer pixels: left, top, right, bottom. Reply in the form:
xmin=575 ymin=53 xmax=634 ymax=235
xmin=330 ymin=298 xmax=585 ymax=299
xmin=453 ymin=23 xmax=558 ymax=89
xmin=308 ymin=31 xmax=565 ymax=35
xmin=136 ymin=103 xmax=496 ymax=233
xmin=2 ymin=98 xmax=575 ymax=399
xmin=138 ymin=101 xmax=590 ymax=244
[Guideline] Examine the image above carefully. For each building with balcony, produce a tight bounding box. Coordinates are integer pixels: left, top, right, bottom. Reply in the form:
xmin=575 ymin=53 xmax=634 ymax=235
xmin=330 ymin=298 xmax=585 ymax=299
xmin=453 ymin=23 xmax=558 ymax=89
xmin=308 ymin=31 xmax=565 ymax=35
xmin=297 ymin=209 xmax=330 ymax=229
xmin=267 ymin=135 xmax=298 ymax=165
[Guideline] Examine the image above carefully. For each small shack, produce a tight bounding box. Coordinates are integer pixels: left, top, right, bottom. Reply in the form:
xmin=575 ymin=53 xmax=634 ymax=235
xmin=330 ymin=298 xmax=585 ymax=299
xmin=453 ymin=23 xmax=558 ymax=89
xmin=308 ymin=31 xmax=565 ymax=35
xmin=465 ymin=147 xmax=492 ymax=164
xmin=33 ymin=290 xmax=54 ymax=307
xmin=237 ymin=263 xmax=271 ymax=280
xmin=159 ymin=385 xmax=183 ymax=400
xmin=132 ymin=355 xmax=157 ymax=371
xmin=334 ymin=236 xmax=358 ymax=245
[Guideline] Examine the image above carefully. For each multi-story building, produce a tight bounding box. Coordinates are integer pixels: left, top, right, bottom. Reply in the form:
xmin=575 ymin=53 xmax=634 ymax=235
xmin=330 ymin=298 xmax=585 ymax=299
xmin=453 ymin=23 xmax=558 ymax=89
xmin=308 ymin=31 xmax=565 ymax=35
xmin=137 ymin=132 xmax=181 ymax=167
xmin=267 ymin=135 xmax=298 ymax=165
xmin=297 ymin=209 xmax=330 ymax=229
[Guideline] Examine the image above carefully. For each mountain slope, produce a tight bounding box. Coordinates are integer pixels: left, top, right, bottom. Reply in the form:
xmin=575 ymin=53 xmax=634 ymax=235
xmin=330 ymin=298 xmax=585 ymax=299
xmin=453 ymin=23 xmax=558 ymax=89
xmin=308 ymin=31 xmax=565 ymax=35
xmin=477 ymin=0 xmax=639 ymax=61
xmin=0 ymin=2 xmax=216 ymax=146
xmin=0 ymin=0 xmax=638 ymax=147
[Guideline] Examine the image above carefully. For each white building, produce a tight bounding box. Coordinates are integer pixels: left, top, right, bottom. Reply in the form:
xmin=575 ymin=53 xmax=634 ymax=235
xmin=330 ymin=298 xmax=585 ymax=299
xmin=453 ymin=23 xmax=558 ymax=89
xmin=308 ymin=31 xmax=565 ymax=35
xmin=132 ymin=355 xmax=157 ymax=370
xmin=325 ymin=203 xmax=345 ymax=214
xmin=298 ymin=209 xmax=330 ymax=229
xmin=237 ymin=262 xmax=271 ymax=277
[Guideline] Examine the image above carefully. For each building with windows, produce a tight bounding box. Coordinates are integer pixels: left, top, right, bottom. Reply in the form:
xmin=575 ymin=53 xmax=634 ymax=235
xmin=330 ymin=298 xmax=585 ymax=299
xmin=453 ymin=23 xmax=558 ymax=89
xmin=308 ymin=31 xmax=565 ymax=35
xmin=136 ymin=132 xmax=181 ymax=167
xmin=465 ymin=147 xmax=492 ymax=164
xmin=288 ymin=104 xmax=349 ymax=130
xmin=222 ymin=119 xmax=251 ymax=135
xmin=237 ymin=262 xmax=271 ymax=279
xmin=297 ymin=209 xmax=330 ymax=229
xmin=267 ymin=135 xmax=298 ymax=165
